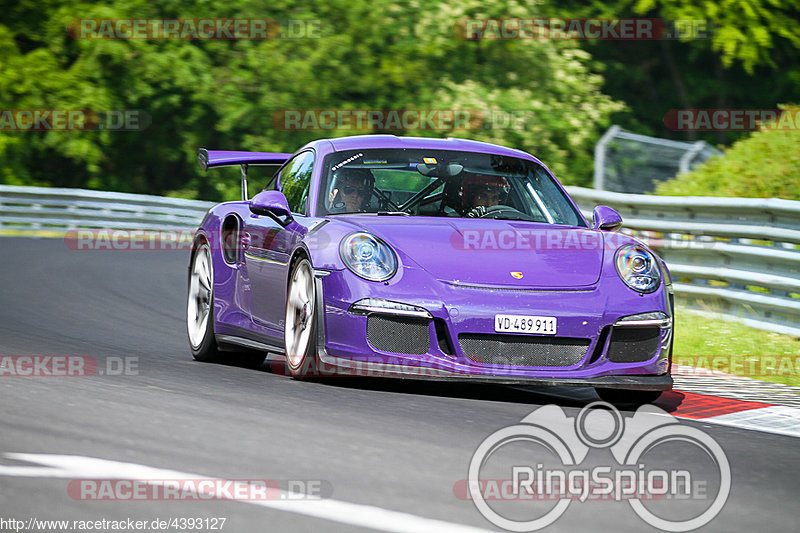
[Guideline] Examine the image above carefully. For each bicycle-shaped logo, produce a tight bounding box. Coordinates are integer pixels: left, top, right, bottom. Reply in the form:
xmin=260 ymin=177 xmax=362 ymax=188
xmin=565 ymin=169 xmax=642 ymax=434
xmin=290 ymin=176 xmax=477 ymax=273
xmin=467 ymin=402 xmax=730 ymax=531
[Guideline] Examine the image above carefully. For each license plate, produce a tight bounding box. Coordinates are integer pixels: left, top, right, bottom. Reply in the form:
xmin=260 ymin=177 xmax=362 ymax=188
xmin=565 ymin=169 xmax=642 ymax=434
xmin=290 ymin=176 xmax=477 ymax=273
xmin=494 ymin=314 xmax=557 ymax=335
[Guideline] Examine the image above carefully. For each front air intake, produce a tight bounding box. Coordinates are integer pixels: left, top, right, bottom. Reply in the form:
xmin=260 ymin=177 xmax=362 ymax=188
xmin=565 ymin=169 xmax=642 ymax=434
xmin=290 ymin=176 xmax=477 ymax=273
xmin=459 ymin=334 xmax=590 ymax=367
xmin=606 ymin=327 xmax=661 ymax=363
xmin=366 ymin=315 xmax=430 ymax=354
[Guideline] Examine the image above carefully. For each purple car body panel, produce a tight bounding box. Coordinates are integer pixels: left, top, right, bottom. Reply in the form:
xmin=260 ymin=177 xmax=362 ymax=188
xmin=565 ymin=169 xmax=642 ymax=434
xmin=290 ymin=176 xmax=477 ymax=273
xmin=193 ymin=135 xmax=673 ymax=388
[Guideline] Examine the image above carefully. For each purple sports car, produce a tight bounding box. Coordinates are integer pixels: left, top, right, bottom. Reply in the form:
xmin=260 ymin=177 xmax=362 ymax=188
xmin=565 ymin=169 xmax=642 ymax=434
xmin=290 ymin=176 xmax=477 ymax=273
xmin=188 ymin=135 xmax=673 ymax=404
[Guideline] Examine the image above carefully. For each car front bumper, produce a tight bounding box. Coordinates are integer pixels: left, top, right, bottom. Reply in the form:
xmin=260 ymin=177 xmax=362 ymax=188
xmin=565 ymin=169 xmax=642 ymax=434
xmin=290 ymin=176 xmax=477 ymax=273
xmin=313 ymin=269 xmax=673 ymax=390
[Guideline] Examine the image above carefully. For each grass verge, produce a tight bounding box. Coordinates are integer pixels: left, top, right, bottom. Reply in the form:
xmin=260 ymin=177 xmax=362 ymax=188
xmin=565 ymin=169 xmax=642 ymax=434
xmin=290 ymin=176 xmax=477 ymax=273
xmin=673 ymin=308 xmax=800 ymax=388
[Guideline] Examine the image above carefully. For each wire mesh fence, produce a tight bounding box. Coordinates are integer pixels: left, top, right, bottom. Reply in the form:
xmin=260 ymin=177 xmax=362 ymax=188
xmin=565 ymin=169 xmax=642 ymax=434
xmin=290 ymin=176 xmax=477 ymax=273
xmin=594 ymin=126 xmax=721 ymax=193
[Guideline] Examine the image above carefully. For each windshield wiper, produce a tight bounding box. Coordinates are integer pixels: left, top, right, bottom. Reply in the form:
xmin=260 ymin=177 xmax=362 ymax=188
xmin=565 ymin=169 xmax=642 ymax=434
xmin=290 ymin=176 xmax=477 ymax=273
xmin=377 ymin=211 xmax=411 ymax=216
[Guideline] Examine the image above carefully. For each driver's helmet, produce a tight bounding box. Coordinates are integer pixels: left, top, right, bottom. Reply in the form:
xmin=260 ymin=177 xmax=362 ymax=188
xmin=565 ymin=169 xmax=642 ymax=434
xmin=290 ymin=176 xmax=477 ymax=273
xmin=461 ymin=174 xmax=510 ymax=209
xmin=329 ymin=167 xmax=374 ymax=211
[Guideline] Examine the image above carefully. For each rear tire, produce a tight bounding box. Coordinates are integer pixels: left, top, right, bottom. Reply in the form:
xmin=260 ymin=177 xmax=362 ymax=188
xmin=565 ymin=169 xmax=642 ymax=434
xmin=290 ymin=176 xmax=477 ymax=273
xmin=595 ymin=388 xmax=662 ymax=406
xmin=187 ymin=243 xmax=221 ymax=362
xmin=284 ymin=258 xmax=318 ymax=379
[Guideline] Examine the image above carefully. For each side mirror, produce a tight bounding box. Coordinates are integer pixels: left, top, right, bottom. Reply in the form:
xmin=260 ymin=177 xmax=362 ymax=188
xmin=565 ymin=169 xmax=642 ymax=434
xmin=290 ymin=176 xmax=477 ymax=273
xmin=592 ymin=205 xmax=622 ymax=231
xmin=249 ymin=190 xmax=291 ymax=218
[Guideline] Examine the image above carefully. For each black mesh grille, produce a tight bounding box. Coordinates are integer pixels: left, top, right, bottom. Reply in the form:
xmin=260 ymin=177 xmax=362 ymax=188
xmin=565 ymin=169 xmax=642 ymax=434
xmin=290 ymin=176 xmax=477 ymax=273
xmin=459 ymin=334 xmax=590 ymax=367
xmin=606 ymin=327 xmax=661 ymax=363
xmin=366 ymin=315 xmax=430 ymax=354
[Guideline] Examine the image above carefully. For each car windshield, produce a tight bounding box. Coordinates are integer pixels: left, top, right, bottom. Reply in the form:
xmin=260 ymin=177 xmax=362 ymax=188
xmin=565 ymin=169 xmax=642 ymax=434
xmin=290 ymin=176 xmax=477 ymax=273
xmin=317 ymin=148 xmax=585 ymax=226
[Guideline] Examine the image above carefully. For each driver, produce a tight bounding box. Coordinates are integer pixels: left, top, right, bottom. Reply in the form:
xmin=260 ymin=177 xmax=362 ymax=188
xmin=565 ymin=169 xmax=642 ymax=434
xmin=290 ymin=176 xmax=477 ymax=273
xmin=328 ymin=167 xmax=374 ymax=213
xmin=461 ymin=174 xmax=510 ymax=217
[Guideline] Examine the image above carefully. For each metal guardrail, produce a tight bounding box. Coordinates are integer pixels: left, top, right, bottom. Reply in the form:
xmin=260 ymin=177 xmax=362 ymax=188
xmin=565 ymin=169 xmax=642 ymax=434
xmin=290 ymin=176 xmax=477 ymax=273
xmin=0 ymin=185 xmax=212 ymax=231
xmin=2 ymin=184 xmax=799 ymax=337
xmin=567 ymin=186 xmax=800 ymax=337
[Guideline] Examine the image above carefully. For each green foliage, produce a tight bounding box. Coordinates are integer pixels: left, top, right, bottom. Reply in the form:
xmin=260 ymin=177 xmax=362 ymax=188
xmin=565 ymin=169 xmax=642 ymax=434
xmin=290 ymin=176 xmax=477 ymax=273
xmin=629 ymin=0 xmax=800 ymax=73
xmin=1 ymin=0 xmax=798 ymax=200
xmin=655 ymin=105 xmax=800 ymax=199
xmin=0 ymin=0 xmax=624 ymax=199
xmin=554 ymin=0 xmax=800 ymax=146
xmin=673 ymin=306 xmax=800 ymax=387
xmin=372 ymin=170 xmax=433 ymax=193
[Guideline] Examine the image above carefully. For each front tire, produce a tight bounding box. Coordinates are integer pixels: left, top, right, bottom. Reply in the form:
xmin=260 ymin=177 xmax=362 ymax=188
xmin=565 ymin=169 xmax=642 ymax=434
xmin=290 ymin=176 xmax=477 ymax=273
xmin=284 ymin=258 xmax=318 ymax=379
xmin=187 ymin=242 xmax=220 ymax=362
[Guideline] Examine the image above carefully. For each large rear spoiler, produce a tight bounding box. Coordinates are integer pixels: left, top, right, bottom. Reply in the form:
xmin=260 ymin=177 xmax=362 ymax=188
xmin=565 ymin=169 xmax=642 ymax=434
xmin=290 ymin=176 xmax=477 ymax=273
xmin=197 ymin=148 xmax=292 ymax=200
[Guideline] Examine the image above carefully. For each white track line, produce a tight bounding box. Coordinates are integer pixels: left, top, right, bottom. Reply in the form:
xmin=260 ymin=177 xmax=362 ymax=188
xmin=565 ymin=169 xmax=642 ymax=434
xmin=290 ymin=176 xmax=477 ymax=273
xmin=701 ymin=406 xmax=800 ymax=438
xmin=0 ymin=453 xmax=494 ymax=533
xmin=672 ymin=364 xmax=800 ymax=408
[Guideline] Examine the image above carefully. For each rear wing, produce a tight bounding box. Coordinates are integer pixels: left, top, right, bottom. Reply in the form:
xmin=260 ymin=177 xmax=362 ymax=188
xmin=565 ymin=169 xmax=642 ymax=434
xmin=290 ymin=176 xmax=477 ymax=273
xmin=197 ymin=148 xmax=293 ymax=200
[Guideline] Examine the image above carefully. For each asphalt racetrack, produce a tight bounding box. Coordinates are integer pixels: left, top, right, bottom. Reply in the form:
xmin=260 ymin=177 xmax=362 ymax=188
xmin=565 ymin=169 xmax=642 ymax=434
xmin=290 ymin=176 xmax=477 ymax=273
xmin=1 ymin=236 xmax=797 ymax=532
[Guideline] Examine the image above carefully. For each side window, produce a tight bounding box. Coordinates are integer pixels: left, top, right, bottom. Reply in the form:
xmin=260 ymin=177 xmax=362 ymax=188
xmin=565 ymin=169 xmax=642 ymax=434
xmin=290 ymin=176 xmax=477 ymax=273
xmin=278 ymin=151 xmax=314 ymax=214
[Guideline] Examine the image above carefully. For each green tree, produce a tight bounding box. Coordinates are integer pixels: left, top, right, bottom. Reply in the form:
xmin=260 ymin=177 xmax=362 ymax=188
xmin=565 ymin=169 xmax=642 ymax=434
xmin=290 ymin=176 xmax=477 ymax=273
xmin=553 ymin=0 xmax=800 ymax=145
xmin=0 ymin=0 xmax=624 ymax=199
xmin=629 ymin=0 xmax=800 ymax=72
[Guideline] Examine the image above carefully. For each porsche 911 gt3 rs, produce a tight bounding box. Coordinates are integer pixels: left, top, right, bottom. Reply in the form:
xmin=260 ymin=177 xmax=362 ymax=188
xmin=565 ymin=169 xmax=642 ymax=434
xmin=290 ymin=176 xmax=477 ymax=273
xmin=187 ymin=135 xmax=673 ymax=404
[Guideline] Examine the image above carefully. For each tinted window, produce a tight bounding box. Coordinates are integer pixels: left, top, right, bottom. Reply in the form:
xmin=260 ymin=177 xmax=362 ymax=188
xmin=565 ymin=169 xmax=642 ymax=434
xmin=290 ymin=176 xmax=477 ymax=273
xmin=278 ymin=151 xmax=314 ymax=214
xmin=316 ymin=149 xmax=585 ymax=226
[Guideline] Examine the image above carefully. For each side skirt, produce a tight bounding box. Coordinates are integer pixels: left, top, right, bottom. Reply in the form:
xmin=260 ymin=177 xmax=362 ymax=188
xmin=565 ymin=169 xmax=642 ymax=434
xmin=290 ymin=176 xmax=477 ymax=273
xmin=216 ymin=333 xmax=284 ymax=355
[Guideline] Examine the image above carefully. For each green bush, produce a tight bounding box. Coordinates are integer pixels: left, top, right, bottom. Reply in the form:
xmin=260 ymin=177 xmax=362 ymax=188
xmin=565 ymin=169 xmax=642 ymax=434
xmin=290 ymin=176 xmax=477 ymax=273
xmin=655 ymin=105 xmax=800 ymax=199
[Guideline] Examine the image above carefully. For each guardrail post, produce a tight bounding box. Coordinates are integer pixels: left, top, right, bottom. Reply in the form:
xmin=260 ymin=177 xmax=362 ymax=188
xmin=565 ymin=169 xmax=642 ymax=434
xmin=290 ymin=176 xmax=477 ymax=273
xmin=593 ymin=125 xmax=620 ymax=191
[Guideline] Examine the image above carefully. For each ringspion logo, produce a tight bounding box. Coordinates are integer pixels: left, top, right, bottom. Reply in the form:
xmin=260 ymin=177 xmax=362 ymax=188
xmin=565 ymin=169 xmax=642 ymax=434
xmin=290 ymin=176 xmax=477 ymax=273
xmin=465 ymin=402 xmax=729 ymax=531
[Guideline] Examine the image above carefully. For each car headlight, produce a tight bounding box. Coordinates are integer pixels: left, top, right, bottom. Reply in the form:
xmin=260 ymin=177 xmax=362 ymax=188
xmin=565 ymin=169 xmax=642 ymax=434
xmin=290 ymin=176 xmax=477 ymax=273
xmin=615 ymin=244 xmax=661 ymax=293
xmin=340 ymin=232 xmax=398 ymax=282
